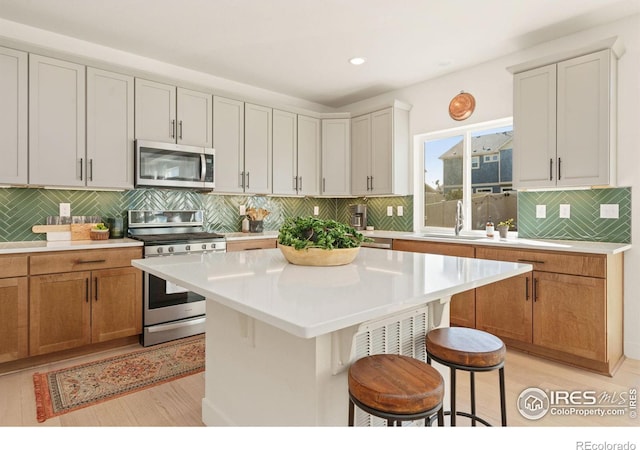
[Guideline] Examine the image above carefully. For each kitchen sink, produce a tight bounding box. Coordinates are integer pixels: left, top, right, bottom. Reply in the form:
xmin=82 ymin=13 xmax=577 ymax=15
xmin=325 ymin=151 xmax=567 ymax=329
xmin=412 ymin=233 xmax=489 ymax=241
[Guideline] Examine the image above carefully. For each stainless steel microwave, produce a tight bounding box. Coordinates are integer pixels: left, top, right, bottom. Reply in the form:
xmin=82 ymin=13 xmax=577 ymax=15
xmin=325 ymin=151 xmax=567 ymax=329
xmin=135 ymin=140 xmax=214 ymax=190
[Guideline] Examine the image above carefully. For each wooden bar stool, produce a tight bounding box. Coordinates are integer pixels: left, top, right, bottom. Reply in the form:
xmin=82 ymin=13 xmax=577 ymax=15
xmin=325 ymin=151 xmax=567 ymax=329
xmin=348 ymin=354 xmax=445 ymax=426
xmin=426 ymin=327 xmax=507 ymax=426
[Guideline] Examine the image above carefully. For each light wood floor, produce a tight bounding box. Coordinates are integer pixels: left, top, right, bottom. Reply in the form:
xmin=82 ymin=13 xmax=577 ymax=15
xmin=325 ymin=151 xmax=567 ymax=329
xmin=1 ymin=342 xmax=638 ymax=427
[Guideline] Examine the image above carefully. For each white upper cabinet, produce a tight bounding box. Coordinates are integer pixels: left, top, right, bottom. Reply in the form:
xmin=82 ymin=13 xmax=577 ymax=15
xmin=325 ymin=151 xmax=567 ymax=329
xmin=176 ymin=87 xmax=213 ymax=147
xmin=213 ymin=96 xmax=245 ymax=193
xmin=272 ymin=109 xmax=298 ymax=195
xmin=321 ymin=118 xmax=350 ymax=196
xmin=29 ymin=54 xmax=86 ymax=187
xmin=513 ymin=48 xmax=617 ymax=188
xmin=135 ymin=78 xmax=212 ymax=147
xmin=244 ymin=103 xmax=272 ymax=194
xmin=351 ymin=106 xmax=410 ymax=196
xmin=296 ymin=115 xmax=321 ymax=196
xmin=86 ymin=67 xmax=135 ymax=189
xmin=273 ymin=111 xmax=320 ymax=196
xmin=0 ymin=46 xmax=28 ymax=185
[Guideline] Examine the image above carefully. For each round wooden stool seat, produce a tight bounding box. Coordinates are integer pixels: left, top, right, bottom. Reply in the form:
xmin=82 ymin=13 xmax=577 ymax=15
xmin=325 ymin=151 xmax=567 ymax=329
xmin=426 ymin=327 xmax=505 ymax=368
xmin=348 ymin=354 xmax=444 ymax=416
xmin=425 ymin=327 xmax=507 ymax=427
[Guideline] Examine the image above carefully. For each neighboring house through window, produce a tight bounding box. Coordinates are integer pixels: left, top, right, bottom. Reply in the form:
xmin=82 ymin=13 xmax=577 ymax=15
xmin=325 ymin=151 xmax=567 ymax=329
xmin=416 ymin=118 xmax=516 ymax=231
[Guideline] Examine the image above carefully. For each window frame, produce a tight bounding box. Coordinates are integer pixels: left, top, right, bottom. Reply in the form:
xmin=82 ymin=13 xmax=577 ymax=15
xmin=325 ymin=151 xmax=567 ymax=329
xmin=413 ymin=117 xmax=513 ymax=233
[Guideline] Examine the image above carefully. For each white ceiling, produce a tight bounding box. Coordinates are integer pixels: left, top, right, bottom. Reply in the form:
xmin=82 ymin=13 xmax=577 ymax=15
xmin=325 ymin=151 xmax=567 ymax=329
xmin=0 ymin=0 xmax=638 ymax=108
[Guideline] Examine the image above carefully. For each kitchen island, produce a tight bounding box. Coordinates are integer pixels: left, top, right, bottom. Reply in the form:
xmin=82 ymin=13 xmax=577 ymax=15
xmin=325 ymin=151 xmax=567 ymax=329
xmin=132 ymin=247 xmax=531 ymax=426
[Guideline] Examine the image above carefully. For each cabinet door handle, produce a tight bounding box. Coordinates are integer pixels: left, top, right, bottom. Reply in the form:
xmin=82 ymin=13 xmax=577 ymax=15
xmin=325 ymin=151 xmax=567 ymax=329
xmin=89 ymin=159 xmax=93 ymax=182
xmin=549 ymin=158 xmax=553 ymax=181
xmin=77 ymin=259 xmax=107 ymax=264
xmin=517 ymin=258 xmax=545 ymax=264
xmin=366 ymin=176 xmax=370 ymax=190
xmin=298 ymin=176 xmax=302 ymax=191
xmin=322 ymin=178 xmax=326 ymax=193
xmin=85 ymin=278 xmax=89 ymax=303
xmin=525 ymin=277 xmax=530 ymax=301
xmin=293 ymin=176 xmax=297 ymax=190
xmin=240 ymin=171 xmax=245 ymax=188
xmin=94 ymin=277 xmax=98 ymax=302
xmin=79 ymin=158 xmax=83 ymax=181
xmin=558 ymin=157 xmax=562 ymax=180
xmin=179 ymin=120 xmax=183 ymax=140
xmin=534 ymin=278 xmax=539 ymax=302
xmin=246 ymin=172 xmax=250 ymax=189
xmin=370 ymin=176 xmax=374 ymax=191
xmin=170 ymin=119 xmax=176 ymax=138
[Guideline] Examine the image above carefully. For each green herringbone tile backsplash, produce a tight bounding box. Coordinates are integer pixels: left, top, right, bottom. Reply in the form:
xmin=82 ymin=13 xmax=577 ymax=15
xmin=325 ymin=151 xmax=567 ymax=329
xmin=517 ymin=187 xmax=631 ymax=243
xmin=0 ymin=188 xmax=413 ymax=242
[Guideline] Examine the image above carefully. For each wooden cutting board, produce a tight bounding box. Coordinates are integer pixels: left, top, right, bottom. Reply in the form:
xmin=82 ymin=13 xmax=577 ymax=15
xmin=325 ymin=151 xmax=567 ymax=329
xmin=32 ymin=223 xmax=100 ymax=240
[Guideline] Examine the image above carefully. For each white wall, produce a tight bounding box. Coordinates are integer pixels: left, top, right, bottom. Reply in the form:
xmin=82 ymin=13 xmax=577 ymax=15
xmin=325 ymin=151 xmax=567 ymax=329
xmin=342 ymin=14 xmax=640 ymax=359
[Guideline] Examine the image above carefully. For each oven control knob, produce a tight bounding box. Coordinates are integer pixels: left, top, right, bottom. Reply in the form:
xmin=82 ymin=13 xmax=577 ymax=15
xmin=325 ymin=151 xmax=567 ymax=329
xmin=210 ymin=243 xmax=216 ymax=249
xmin=185 ymin=245 xmax=191 ymax=251
xmin=157 ymin=247 xmax=163 ymax=254
xmin=168 ymin=246 xmax=174 ymax=253
xmin=201 ymin=244 xmax=207 ymax=250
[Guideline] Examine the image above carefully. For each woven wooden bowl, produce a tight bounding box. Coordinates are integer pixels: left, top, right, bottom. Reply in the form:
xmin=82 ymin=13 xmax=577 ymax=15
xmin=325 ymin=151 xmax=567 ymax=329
xmin=90 ymin=229 xmax=110 ymax=240
xmin=279 ymin=245 xmax=360 ymax=266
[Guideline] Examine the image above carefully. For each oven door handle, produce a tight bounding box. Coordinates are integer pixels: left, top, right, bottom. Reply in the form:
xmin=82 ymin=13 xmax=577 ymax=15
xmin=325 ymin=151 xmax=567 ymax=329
xmin=147 ymin=317 xmax=206 ymax=333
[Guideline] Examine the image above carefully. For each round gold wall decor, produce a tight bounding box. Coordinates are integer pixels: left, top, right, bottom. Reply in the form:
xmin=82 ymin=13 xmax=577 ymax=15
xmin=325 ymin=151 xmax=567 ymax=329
xmin=449 ymin=91 xmax=476 ymax=121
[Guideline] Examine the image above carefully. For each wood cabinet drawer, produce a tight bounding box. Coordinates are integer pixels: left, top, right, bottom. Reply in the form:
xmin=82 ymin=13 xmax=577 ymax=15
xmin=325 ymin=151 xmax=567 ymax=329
xmin=0 ymin=255 xmax=28 ymax=278
xmin=476 ymin=246 xmax=605 ymax=278
xmin=30 ymin=247 xmax=143 ymax=275
xmin=393 ymin=239 xmax=475 ymax=257
xmin=226 ymin=239 xmax=277 ymax=252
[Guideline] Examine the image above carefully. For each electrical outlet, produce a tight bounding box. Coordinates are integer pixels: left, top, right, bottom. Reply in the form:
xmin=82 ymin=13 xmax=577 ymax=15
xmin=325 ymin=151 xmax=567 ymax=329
xmin=397 ymin=206 xmax=404 ymax=216
xmin=536 ymin=205 xmax=546 ymax=219
xmin=559 ymin=204 xmax=571 ymax=219
xmin=387 ymin=206 xmax=393 ymax=216
xmin=600 ymin=204 xmax=619 ymax=219
xmin=59 ymin=203 xmax=71 ymax=217
xmin=239 ymin=205 xmax=246 ymax=216
xmin=313 ymin=206 xmax=319 ymax=216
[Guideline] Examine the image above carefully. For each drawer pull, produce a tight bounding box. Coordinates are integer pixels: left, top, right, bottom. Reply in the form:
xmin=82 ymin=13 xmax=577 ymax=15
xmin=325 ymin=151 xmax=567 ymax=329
xmin=76 ymin=259 xmax=107 ymax=264
xmin=517 ymin=259 xmax=545 ymax=264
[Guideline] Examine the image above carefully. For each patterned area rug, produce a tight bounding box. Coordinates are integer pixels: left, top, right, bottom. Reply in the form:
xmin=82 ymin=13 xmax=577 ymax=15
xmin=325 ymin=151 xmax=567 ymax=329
xmin=33 ymin=335 xmax=205 ymax=423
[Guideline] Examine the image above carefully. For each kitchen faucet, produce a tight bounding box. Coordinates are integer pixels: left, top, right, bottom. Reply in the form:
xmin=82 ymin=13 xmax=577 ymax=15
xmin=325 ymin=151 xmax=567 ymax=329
xmin=454 ymin=200 xmax=463 ymax=235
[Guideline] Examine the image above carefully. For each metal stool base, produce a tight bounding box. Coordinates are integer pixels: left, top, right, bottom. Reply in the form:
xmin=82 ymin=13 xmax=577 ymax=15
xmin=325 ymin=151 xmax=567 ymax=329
xmin=427 ymin=353 xmax=507 ymax=427
xmin=348 ymin=393 xmax=445 ymax=427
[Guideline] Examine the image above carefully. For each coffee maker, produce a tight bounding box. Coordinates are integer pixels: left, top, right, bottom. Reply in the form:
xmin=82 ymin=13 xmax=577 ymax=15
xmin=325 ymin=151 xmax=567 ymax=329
xmin=349 ymin=204 xmax=367 ymax=230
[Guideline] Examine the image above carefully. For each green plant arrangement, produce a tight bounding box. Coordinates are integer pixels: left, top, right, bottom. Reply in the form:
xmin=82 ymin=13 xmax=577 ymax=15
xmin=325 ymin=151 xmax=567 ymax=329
xmin=278 ymin=216 xmax=372 ymax=250
xmin=497 ymin=218 xmax=515 ymax=229
xmin=92 ymin=223 xmax=109 ymax=231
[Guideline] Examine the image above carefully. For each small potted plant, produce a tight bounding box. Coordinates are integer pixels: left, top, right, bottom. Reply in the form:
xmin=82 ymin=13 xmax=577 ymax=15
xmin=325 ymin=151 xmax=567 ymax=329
xmin=90 ymin=223 xmax=110 ymax=240
xmin=496 ymin=218 xmax=514 ymax=239
xmin=278 ymin=216 xmax=372 ymax=266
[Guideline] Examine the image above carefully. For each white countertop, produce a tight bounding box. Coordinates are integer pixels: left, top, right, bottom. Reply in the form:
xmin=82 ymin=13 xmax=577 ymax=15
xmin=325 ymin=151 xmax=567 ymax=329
xmin=223 ymin=231 xmax=279 ymax=241
xmin=363 ymin=230 xmax=631 ymax=255
xmin=0 ymin=238 xmax=143 ymax=254
xmin=132 ymin=247 xmax=531 ymax=338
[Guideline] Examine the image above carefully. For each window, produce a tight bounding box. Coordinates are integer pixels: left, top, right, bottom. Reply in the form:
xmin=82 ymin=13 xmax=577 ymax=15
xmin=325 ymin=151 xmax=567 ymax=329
xmin=417 ymin=118 xmax=515 ymax=232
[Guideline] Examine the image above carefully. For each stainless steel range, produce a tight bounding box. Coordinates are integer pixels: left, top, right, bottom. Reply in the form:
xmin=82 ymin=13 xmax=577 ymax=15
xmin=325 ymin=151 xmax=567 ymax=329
xmin=128 ymin=210 xmax=226 ymax=346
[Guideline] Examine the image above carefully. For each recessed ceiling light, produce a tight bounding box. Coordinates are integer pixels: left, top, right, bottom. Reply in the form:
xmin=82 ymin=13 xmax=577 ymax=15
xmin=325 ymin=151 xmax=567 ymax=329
xmin=349 ymin=57 xmax=366 ymax=65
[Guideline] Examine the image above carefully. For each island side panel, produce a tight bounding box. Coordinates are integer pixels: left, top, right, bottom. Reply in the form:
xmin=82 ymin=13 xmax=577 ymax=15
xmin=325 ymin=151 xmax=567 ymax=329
xmin=202 ymin=299 xmax=348 ymax=426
